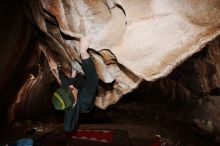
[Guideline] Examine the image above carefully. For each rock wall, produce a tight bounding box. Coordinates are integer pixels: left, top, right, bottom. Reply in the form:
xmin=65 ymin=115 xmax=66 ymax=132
xmin=0 ymin=0 xmax=53 ymax=125
xmin=132 ymin=37 xmax=220 ymax=139
xmin=22 ymin=0 xmax=220 ymax=109
xmin=144 ymin=36 xmax=220 ymax=102
xmin=0 ymin=1 xmax=220 ymax=137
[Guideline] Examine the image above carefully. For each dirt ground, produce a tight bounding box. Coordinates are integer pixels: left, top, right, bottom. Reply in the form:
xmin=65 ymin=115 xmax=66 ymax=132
xmin=0 ymin=99 xmax=219 ymax=146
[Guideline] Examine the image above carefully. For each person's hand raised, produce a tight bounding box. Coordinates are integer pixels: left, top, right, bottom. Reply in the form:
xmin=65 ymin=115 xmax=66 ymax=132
xmin=80 ymin=35 xmax=93 ymax=59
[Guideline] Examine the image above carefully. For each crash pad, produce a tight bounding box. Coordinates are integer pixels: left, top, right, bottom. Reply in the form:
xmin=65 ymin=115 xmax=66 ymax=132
xmin=38 ymin=129 xmax=130 ymax=146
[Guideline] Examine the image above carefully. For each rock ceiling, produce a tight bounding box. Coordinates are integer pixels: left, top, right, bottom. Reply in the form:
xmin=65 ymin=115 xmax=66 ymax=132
xmin=21 ymin=0 xmax=220 ymax=109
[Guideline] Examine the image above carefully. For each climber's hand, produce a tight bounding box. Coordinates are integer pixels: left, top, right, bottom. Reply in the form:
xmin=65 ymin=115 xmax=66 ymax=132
xmin=80 ymin=35 xmax=93 ymax=59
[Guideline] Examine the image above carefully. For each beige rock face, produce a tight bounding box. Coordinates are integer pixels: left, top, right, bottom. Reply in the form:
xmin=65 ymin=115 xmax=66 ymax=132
xmin=112 ymin=0 xmax=220 ymax=80
xmin=23 ymin=0 xmax=220 ymax=109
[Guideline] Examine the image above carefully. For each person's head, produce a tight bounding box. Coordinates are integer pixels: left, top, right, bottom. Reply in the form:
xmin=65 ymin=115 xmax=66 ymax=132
xmin=52 ymin=86 xmax=75 ymax=110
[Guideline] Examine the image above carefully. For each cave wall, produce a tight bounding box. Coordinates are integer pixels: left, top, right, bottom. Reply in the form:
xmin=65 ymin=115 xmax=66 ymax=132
xmin=21 ymin=0 xmax=220 ymax=109
xmin=0 ymin=0 xmax=54 ymax=125
xmin=143 ymin=36 xmax=220 ymax=101
xmin=0 ymin=0 xmax=35 ymax=89
xmin=0 ymin=1 xmax=220 ymax=138
xmin=127 ymin=37 xmax=220 ymax=137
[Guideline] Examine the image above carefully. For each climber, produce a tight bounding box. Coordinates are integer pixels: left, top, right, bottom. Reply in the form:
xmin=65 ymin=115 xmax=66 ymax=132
xmin=50 ymin=36 xmax=99 ymax=132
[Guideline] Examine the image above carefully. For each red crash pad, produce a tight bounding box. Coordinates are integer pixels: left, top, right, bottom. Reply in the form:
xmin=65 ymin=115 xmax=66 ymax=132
xmin=38 ymin=129 xmax=130 ymax=146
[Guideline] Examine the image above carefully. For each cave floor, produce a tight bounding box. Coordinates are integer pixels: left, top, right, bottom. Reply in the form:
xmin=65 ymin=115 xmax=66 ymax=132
xmin=0 ymin=116 xmax=218 ymax=146
xmin=0 ymin=102 xmax=219 ymax=146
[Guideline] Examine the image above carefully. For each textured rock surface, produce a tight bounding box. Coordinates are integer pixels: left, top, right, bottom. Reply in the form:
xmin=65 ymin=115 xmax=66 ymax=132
xmin=134 ymin=37 xmax=220 ymax=139
xmin=0 ymin=0 xmax=53 ymax=124
xmin=22 ymin=0 xmax=220 ymax=109
xmin=1 ymin=0 xmax=220 ymax=134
